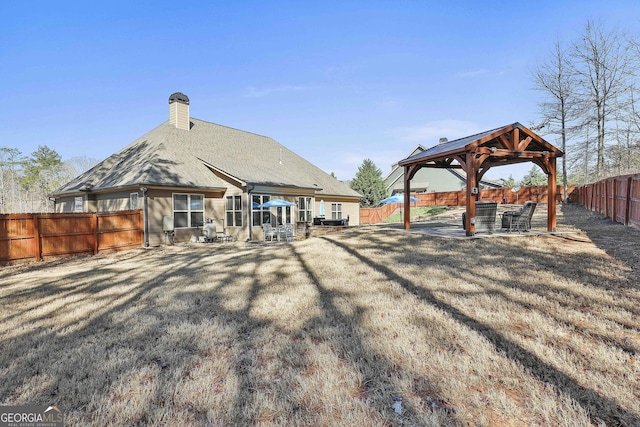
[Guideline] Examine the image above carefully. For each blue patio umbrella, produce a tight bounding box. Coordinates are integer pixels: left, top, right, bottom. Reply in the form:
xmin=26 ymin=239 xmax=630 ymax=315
xmin=258 ymin=198 xmax=295 ymax=208
xmin=381 ymin=194 xmax=419 ymax=204
xmin=381 ymin=193 xmax=419 ymax=222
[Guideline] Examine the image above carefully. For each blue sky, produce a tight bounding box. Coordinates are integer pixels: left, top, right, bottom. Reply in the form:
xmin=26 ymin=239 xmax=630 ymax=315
xmin=1 ymin=0 xmax=639 ymax=182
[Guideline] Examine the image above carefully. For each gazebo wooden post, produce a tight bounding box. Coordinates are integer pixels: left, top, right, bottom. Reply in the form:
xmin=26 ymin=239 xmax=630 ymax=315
xmin=396 ymin=123 xmax=564 ymax=236
xmin=465 ymin=152 xmax=476 ymax=236
xmin=404 ymin=165 xmax=411 ymax=230
xmin=547 ymin=156 xmax=557 ymax=232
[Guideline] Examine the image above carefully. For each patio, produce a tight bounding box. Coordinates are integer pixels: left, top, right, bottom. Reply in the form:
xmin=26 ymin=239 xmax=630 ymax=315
xmin=375 ymin=203 xmax=578 ymax=239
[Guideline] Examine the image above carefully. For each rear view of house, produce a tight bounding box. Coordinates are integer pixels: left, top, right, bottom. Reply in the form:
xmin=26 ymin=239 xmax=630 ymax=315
xmin=51 ymin=93 xmax=361 ymax=245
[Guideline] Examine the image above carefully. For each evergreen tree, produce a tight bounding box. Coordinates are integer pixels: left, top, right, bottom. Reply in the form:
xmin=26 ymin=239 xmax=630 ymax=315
xmin=521 ymin=166 xmax=548 ymax=187
xmin=350 ymin=159 xmax=387 ymax=207
xmin=501 ymin=174 xmax=518 ymax=188
xmin=21 ymin=145 xmax=64 ymax=212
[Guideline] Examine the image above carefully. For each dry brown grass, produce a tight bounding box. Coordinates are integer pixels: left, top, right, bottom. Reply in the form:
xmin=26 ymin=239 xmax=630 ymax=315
xmin=1 ymin=203 xmax=639 ymax=426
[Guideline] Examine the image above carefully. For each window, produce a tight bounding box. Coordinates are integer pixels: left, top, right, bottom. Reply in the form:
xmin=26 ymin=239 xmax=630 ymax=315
xmin=298 ymin=197 xmax=313 ymax=222
xmin=173 ymin=194 xmax=204 ymax=228
xmin=130 ymin=193 xmax=139 ymax=210
xmin=74 ymin=196 xmax=83 ymax=212
xmin=331 ymin=203 xmax=342 ymax=219
xmin=252 ymin=194 xmax=271 ymax=226
xmin=226 ymin=195 xmax=243 ymax=227
xmin=277 ymin=206 xmax=292 ymax=225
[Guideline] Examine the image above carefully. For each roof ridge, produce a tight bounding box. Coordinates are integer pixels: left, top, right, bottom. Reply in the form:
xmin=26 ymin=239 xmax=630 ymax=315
xmin=190 ymin=117 xmax=275 ymax=140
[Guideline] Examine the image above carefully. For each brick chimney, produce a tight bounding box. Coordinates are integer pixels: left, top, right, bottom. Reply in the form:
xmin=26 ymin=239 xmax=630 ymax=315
xmin=169 ymin=92 xmax=190 ymax=130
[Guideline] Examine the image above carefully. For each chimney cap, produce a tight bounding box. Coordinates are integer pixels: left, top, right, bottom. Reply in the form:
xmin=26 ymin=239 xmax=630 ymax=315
xmin=169 ymin=92 xmax=190 ymax=105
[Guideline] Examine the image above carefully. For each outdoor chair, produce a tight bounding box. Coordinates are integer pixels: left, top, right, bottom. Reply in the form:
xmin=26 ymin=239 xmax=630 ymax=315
xmin=278 ymin=224 xmax=295 ymax=242
xmin=263 ymin=224 xmax=277 ymax=242
xmin=501 ymin=201 xmax=537 ymax=232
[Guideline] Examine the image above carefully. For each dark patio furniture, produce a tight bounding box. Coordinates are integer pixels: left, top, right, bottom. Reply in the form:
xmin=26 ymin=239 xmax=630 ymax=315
xmin=462 ymin=201 xmax=498 ymax=234
xmin=501 ymin=201 xmax=537 ymax=232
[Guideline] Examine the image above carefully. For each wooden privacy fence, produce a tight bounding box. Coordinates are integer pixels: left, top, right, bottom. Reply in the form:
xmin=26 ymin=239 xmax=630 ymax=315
xmin=570 ymin=173 xmax=640 ymax=228
xmin=0 ymin=210 xmax=143 ymax=263
xmin=361 ymin=185 xmax=570 ymax=224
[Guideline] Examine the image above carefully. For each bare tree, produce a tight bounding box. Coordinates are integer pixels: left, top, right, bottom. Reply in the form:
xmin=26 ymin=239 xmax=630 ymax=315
xmin=0 ymin=148 xmax=26 ymax=213
xmin=571 ymin=20 xmax=635 ymax=180
xmin=533 ymin=37 xmax=580 ymax=202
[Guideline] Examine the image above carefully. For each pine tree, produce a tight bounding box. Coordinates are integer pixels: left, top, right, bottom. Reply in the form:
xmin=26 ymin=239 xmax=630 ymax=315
xmin=521 ymin=166 xmax=548 ymax=187
xmin=350 ymin=159 xmax=387 ymax=207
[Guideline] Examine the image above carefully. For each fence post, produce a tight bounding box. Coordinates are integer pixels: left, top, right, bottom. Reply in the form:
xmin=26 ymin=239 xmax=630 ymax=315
xmin=93 ymin=213 xmax=99 ymax=255
xmin=605 ymin=179 xmax=609 ymax=219
xmin=612 ymin=179 xmax=617 ymax=223
xmin=625 ymin=176 xmax=632 ymax=226
xmin=32 ymin=213 xmax=42 ymax=261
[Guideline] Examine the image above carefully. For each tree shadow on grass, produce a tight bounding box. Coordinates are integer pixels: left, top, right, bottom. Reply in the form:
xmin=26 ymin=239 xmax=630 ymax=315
xmin=1 ymin=241 xmax=458 ymax=426
xmin=559 ymin=203 xmax=640 ymax=284
xmin=322 ymin=235 xmax=640 ymax=426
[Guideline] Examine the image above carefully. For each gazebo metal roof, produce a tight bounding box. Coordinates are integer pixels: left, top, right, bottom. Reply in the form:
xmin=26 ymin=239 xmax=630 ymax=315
xmin=397 ymin=122 xmax=564 ymax=235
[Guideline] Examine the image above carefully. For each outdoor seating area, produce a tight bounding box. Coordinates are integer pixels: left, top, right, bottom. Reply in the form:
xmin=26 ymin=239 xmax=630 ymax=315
xmin=449 ymin=200 xmax=541 ymax=236
xmin=461 ymin=201 xmax=498 ymax=234
xmin=263 ymin=223 xmax=295 ymax=242
xmin=501 ymin=201 xmax=538 ymax=232
xmin=313 ymin=217 xmax=349 ymax=226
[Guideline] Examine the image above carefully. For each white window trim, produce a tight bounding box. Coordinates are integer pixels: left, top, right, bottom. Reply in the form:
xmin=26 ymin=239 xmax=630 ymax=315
xmin=130 ymin=193 xmax=139 ymax=210
xmin=298 ymin=196 xmax=313 ymax=222
xmin=172 ymin=193 xmax=205 ymax=228
xmin=252 ymin=194 xmax=271 ymax=226
xmin=226 ymin=195 xmax=243 ymax=227
xmin=331 ymin=203 xmax=343 ymax=220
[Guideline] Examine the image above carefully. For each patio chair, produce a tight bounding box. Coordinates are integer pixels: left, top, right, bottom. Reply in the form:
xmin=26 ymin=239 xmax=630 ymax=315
xmin=263 ymin=224 xmax=277 ymax=242
xmin=501 ymin=201 xmax=537 ymax=232
xmin=280 ymin=224 xmax=295 ymax=242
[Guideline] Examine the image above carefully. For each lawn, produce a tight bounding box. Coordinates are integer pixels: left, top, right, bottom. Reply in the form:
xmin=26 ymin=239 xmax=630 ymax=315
xmin=1 ymin=204 xmax=639 ymax=426
xmin=383 ymin=205 xmax=450 ymax=223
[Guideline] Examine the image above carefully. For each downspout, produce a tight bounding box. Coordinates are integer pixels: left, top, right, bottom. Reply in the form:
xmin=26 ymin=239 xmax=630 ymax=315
xmin=141 ymin=186 xmax=149 ymax=247
xmin=247 ymin=184 xmax=255 ymax=241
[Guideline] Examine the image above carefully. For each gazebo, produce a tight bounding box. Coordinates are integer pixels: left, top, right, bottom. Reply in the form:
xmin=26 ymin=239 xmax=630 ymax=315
xmin=397 ymin=122 xmax=564 ymax=235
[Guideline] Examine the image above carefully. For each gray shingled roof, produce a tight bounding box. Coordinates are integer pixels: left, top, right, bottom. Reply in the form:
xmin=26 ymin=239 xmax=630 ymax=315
xmin=52 ymin=118 xmax=361 ymax=198
xmin=399 ymin=125 xmax=506 ymax=164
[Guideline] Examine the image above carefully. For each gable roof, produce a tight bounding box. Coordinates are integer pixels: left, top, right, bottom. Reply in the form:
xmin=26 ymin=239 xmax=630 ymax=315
xmin=398 ymin=122 xmax=563 ymax=169
xmin=384 ymin=144 xmax=502 ymax=193
xmin=53 ymin=118 xmax=361 ymax=198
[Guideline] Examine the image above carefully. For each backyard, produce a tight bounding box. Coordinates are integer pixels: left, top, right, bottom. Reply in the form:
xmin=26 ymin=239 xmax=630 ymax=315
xmin=1 ymin=204 xmax=639 ymax=426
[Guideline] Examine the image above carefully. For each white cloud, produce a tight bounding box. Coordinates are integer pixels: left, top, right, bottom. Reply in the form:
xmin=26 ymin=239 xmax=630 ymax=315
xmin=455 ymin=69 xmax=489 ymax=78
xmin=389 ymin=120 xmax=483 ymax=146
xmin=241 ymin=85 xmax=308 ymax=98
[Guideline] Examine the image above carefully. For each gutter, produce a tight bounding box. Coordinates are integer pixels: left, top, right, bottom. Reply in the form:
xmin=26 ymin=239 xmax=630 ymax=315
xmin=141 ymin=186 xmax=149 ymax=247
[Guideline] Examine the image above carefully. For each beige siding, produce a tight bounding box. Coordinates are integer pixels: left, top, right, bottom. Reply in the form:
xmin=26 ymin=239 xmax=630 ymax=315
xmin=169 ymin=102 xmax=190 ymax=131
xmin=316 ymin=196 xmax=360 ymax=226
xmin=54 ymin=196 xmax=81 ymax=213
xmin=341 ymin=202 xmax=360 ymax=226
xmin=147 ymin=189 xmax=225 ymax=246
xmin=97 ymin=191 xmax=137 ymax=212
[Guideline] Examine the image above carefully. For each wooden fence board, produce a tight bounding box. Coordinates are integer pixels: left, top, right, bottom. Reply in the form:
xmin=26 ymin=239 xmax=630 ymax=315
xmin=571 ymin=173 xmax=640 ymax=230
xmin=0 ymin=210 xmax=143 ymax=263
xmin=361 ymin=185 xmax=569 ymax=224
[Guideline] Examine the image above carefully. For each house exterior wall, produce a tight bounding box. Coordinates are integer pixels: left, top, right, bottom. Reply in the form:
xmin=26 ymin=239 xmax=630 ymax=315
xmin=386 ymin=167 xmax=464 ymax=193
xmin=146 ymin=188 xmax=226 ymax=246
xmin=54 ymin=195 xmax=82 ymax=213
xmin=97 ymin=191 xmax=140 ymax=212
xmin=319 ymin=196 xmax=360 ymax=225
xmin=55 ymin=191 xmax=142 ymax=213
xmin=56 ymin=188 xmax=360 ymax=245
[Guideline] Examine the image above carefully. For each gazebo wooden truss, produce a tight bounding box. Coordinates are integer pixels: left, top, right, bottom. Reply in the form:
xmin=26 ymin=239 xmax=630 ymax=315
xmin=397 ymin=122 xmax=564 ymax=235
